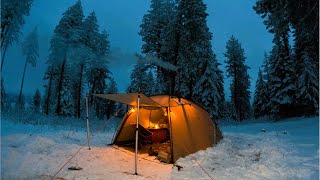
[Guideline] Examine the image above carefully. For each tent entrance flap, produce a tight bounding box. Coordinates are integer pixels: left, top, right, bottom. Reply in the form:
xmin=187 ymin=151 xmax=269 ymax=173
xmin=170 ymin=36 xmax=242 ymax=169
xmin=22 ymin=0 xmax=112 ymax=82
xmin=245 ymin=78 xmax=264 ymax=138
xmin=93 ymin=93 xmax=162 ymax=107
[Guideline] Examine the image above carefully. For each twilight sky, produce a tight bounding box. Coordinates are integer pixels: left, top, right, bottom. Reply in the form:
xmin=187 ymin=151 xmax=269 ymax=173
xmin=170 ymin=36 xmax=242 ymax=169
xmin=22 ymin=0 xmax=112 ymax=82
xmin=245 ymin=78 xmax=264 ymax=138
xmin=2 ymin=0 xmax=273 ymax=100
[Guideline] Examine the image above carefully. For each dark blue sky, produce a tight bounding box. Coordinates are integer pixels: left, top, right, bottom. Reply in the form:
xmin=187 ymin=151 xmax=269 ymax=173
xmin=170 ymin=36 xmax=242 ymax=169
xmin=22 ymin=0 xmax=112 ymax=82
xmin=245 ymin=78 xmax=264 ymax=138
xmin=2 ymin=0 xmax=273 ymax=99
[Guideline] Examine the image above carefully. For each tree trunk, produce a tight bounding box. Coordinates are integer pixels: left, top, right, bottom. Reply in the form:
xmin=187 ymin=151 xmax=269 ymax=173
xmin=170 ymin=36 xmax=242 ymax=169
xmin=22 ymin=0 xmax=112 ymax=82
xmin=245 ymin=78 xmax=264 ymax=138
xmin=76 ymin=64 xmax=84 ymax=118
xmin=1 ymin=43 xmax=8 ymax=71
xmin=18 ymin=59 xmax=28 ymax=106
xmin=234 ymin=66 xmax=238 ymax=121
xmin=45 ymin=67 xmax=54 ymax=115
xmin=90 ymin=77 xmax=97 ymax=106
xmin=56 ymin=58 xmax=66 ymax=115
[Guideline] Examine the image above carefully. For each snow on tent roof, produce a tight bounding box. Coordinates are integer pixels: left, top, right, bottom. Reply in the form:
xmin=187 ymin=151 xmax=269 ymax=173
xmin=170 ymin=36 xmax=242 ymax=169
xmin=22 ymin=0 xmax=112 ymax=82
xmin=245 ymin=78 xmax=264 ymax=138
xmin=93 ymin=93 xmax=162 ymax=108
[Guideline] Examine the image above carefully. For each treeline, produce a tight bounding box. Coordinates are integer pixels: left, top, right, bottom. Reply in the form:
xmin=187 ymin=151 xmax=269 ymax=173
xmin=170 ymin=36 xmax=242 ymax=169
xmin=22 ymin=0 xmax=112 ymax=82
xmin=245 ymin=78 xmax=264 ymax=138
xmin=1 ymin=0 xmax=118 ymax=119
xmin=128 ymin=0 xmax=251 ymax=121
xmin=253 ymin=0 xmax=319 ymax=119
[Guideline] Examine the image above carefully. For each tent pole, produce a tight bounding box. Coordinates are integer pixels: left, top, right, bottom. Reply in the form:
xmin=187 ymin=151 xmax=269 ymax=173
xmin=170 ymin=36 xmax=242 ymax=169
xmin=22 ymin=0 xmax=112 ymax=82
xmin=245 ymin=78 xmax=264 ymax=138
xmin=135 ymin=89 xmax=141 ymax=175
xmin=168 ymin=96 xmax=174 ymax=163
xmin=86 ymin=95 xmax=91 ymax=150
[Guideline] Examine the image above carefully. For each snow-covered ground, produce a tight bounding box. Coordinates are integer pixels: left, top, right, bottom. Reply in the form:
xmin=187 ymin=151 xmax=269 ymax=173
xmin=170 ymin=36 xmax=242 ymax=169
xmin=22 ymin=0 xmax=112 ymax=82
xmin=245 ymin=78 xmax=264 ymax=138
xmin=1 ymin=116 xmax=319 ymax=180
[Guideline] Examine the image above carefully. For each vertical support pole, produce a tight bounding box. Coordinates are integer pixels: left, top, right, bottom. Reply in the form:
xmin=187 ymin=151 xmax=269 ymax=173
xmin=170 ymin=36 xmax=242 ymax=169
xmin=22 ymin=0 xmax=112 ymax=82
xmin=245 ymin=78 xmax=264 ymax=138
xmin=168 ymin=96 xmax=174 ymax=163
xmin=135 ymin=88 xmax=141 ymax=175
xmin=86 ymin=95 xmax=91 ymax=150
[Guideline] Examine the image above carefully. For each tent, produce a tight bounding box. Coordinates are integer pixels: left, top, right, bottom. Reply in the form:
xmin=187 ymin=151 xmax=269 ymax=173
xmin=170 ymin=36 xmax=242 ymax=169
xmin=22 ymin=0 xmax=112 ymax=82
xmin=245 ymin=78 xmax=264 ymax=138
xmin=94 ymin=93 xmax=223 ymax=163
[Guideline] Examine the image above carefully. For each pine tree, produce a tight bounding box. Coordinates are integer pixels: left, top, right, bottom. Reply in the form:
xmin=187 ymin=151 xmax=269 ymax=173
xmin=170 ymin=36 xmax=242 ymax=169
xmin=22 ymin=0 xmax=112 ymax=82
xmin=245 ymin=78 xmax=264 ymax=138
xmin=43 ymin=65 xmax=59 ymax=115
xmin=268 ymin=35 xmax=296 ymax=118
xmin=154 ymin=71 xmax=167 ymax=94
xmin=33 ymin=89 xmax=41 ymax=113
xmin=90 ymin=68 xmax=108 ymax=119
xmin=127 ymin=62 xmax=150 ymax=94
xmin=216 ymin=64 xmax=225 ymax=119
xmin=48 ymin=0 xmax=84 ymax=116
xmin=262 ymin=52 xmax=271 ymax=93
xmin=146 ymin=70 xmax=155 ymax=95
xmin=176 ymin=0 xmax=214 ymax=99
xmin=18 ymin=27 xmax=39 ymax=109
xmin=87 ymin=30 xmax=111 ymax=110
xmin=222 ymin=101 xmax=238 ymax=120
xmin=159 ymin=7 xmax=180 ymax=94
xmin=1 ymin=0 xmax=33 ymax=70
xmin=254 ymin=0 xmax=318 ymax=117
xmin=224 ymin=36 xmax=251 ymax=121
xmin=253 ymin=69 xmax=269 ymax=118
xmin=192 ymin=57 xmax=223 ymax=118
xmin=104 ymin=78 xmax=118 ymax=119
xmin=296 ymin=49 xmax=318 ymax=115
xmin=139 ymin=0 xmax=177 ymax=94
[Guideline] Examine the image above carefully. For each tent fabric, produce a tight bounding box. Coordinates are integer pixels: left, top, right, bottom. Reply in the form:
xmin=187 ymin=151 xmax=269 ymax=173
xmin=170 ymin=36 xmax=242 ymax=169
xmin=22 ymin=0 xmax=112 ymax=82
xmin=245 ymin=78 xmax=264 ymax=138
xmin=109 ymin=94 xmax=223 ymax=163
xmin=149 ymin=96 xmax=181 ymax=107
xmin=93 ymin=93 xmax=162 ymax=107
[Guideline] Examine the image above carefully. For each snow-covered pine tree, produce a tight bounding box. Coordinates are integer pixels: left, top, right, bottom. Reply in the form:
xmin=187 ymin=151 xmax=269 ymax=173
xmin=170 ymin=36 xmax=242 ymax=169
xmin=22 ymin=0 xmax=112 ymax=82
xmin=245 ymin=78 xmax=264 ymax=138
xmin=267 ymin=30 xmax=297 ymax=118
xmin=296 ymin=49 xmax=319 ymax=115
xmin=84 ymin=15 xmax=110 ymax=104
xmin=254 ymin=0 xmax=318 ymax=118
xmin=159 ymin=6 xmax=180 ymax=94
xmin=87 ymin=29 xmax=111 ymax=118
xmin=146 ymin=70 xmax=155 ymax=95
xmin=253 ymin=69 xmax=269 ymax=118
xmin=216 ymin=60 xmax=225 ymax=119
xmin=104 ymin=78 xmax=118 ymax=119
xmin=154 ymin=71 xmax=168 ymax=94
xmin=89 ymin=68 xmax=108 ymax=119
xmin=176 ymin=0 xmax=214 ymax=99
xmin=18 ymin=27 xmax=39 ymax=109
xmin=43 ymin=62 xmax=60 ymax=115
xmin=224 ymin=36 xmax=251 ymax=121
xmin=294 ymin=20 xmax=319 ymax=115
xmin=1 ymin=0 xmax=33 ymax=70
xmin=68 ymin=11 xmax=100 ymax=118
xmin=192 ymin=57 xmax=221 ymax=118
xmin=139 ymin=0 xmax=177 ymax=94
xmin=49 ymin=0 xmax=84 ymax=116
xmin=222 ymin=101 xmax=239 ymax=120
xmin=127 ymin=61 xmax=150 ymax=95
xmin=293 ymin=5 xmax=319 ymax=115
xmin=1 ymin=78 xmax=6 ymax=110
xmin=254 ymin=0 xmax=318 ymax=70
xmin=33 ymin=89 xmax=41 ymax=113
xmin=139 ymin=0 xmax=176 ymax=56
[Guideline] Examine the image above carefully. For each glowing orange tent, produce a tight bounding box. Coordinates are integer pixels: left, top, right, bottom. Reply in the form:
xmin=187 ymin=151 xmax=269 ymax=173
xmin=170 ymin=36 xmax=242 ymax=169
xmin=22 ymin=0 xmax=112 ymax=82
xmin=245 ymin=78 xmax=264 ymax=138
xmin=94 ymin=93 xmax=223 ymax=163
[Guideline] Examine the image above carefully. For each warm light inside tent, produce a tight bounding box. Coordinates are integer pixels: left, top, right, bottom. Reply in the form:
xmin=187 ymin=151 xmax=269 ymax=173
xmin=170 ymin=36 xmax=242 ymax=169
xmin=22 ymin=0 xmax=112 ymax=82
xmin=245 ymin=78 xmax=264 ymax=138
xmin=130 ymin=108 xmax=135 ymax=113
xmin=155 ymin=124 xmax=159 ymax=129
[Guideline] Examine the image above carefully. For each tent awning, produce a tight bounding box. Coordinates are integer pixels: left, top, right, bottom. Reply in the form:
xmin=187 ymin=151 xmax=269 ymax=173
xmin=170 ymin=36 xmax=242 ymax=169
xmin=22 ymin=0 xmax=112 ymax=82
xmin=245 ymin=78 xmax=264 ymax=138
xmin=93 ymin=93 xmax=162 ymax=108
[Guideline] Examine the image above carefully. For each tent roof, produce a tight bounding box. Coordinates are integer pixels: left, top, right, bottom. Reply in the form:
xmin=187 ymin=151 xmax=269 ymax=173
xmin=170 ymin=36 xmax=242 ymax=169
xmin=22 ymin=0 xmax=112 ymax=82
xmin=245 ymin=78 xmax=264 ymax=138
xmin=150 ymin=95 xmax=186 ymax=107
xmin=93 ymin=93 xmax=162 ymax=107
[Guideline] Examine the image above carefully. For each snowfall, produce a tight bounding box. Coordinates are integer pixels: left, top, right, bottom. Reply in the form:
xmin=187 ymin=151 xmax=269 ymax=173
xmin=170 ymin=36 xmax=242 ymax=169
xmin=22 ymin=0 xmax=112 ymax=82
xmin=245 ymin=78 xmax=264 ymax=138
xmin=1 ymin=115 xmax=319 ymax=180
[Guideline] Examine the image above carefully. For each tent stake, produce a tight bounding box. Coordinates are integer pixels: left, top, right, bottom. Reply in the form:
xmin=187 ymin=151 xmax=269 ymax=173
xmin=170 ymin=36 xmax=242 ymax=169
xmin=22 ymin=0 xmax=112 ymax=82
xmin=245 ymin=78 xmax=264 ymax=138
xmin=135 ymin=88 xmax=141 ymax=175
xmin=86 ymin=95 xmax=91 ymax=150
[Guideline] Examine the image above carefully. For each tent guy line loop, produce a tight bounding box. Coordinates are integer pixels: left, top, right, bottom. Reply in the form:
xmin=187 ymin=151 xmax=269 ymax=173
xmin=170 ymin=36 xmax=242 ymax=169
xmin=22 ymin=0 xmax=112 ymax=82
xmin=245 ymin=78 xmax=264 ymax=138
xmin=50 ymin=104 xmax=126 ymax=180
